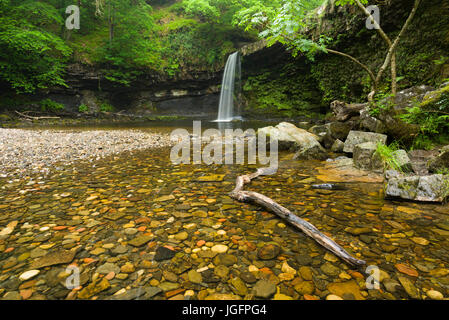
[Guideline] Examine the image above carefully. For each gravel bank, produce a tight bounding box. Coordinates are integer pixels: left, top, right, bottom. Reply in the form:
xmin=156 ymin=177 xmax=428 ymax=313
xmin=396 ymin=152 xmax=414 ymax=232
xmin=0 ymin=129 xmax=174 ymax=177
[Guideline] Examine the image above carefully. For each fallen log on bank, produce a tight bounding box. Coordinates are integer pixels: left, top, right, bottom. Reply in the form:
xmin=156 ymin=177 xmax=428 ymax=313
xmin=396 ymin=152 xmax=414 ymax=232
xmin=15 ymin=111 xmax=60 ymax=120
xmin=230 ymin=167 xmax=366 ymax=266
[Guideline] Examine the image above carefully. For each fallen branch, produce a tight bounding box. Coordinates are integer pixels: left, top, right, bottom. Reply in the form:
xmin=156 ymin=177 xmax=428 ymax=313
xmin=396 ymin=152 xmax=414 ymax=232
xmin=15 ymin=111 xmax=60 ymax=120
xmin=230 ymin=167 xmax=366 ymax=266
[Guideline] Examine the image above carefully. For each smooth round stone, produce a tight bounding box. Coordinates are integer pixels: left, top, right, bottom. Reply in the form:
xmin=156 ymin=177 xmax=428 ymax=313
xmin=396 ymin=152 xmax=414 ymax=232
xmin=174 ymin=231 xmax=188 ymax=241
xmin=211 ymin=244 xmax=228 ymax=253
xmin=124 ymin=228 xmax=138 ymax=236
xmin=257 ymin=243 xmax=280 ymax=260
xmin=248 ymin=265 xmax=259 ymax=272
xmin=19 ymin=270 xmax=40 ymax=281
xmin=39 ymin=227 xmax=50 ymax=232
xmin=427 ymin=290 xmax=444 ymax=300
xmin=326 ymin=294 xmax=343 ymax=300
xmin=185 ymin=290 xmax=195 ymax=297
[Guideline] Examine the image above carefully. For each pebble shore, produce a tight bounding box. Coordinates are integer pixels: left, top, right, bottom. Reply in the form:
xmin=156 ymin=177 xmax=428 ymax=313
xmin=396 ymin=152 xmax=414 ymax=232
xmin=0 ymin=129 xmax=173 ymax=177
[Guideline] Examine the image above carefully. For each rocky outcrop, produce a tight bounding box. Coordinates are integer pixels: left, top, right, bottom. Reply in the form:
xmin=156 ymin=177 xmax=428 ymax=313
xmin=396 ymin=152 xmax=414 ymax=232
xmin=385 ymin=173 xmax=449 ymax=202
xmin=353 ymin=142 xmax=379 ymax=171
xmin=343 ymin=131 xmax=387 ymax=154
xmin=428 ymin=145 xmax=449 ymax=173
xmin=258 ymin=122 xmax=327 ymax=160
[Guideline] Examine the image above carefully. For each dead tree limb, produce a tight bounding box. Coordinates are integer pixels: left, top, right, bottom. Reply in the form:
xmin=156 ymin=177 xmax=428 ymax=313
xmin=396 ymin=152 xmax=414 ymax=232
xmin=230 ymin=167 xmax=366 ymax=266
xmin=15 ymin=111 xmax=60 ymax=120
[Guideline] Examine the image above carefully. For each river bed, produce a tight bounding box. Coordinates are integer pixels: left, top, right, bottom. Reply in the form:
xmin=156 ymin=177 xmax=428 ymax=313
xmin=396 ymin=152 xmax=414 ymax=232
xmin=0 ymin=122 xmax=448 ymax=300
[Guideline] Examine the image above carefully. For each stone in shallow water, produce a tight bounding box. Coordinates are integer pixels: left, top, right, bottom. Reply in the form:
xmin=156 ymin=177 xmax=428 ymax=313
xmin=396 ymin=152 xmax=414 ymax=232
xmin=327 ymin=280 xmax=365 ymax=300
xmin=214 ymin=265 xmax=229 ymax=279
xmin=397 ymin=276 xmax=420 ymax=299
xmin=187 ymin=270 xmax=202 ymax=284
xmin=211 ymin=244 xmax=228 ymax=253
xmin=395 ymin=263 xmax=418 ymax=277
xmin=205 ymin=293 xmax=241 ymax=300
xmin=2 ymin=291 xmax=21 ymax=300
xmin=112 ymin=245 xmax=128 ymax=255
xmin=104 ymin=212 xmax=125 ymax=221
xmin=158 ymin=282 xmax=179 ymax=292
xmin=344 ymin=227 xmax=372 ymax=235
xmin=154 ymin=195 xmax=175 ymax=202
xmin=320 ymin=262 xmax=340 ymax=277
xmin=298 ymin=266 xmax=313 ymax=281
xmin=240 ymin=271 xmax=256 ymax=284
xmin=30 ymin=249 xmax=76 ymax=269
xmin=296 ymin=254 xmax=312 ymax=266
xmin=426 ymin=290 xmax=444 ymax=300
xmin=96 ymin=262 xmax=120 ymax=275
xmin=144 ymin=287 xmax=163 ymax=299
xmin=174 ymin=231 xmax=188 ymax=241
xmin=294 ymin=281 xmax=315 ymax=295
xmin=19 ymin=270 xmax=40 ymax=281
xmin=230 ymin=277 xmax=248 ymax=296
xmin=196 ymin=174 xmax=225 ymax=182
xmin=253 ymin=280 xmax=276 ymax=299
xmin=77 ymin=278 xmax=110 ymax=299
xmin=154 ymin=246 xmax=176 ymax=261
xmin=213 ymin=254 xmax=237 ymax=266
xmin=257 ymin=243 xmax=280 ymax=260
xmin=128 ymin=235 xmax=153 ymax=247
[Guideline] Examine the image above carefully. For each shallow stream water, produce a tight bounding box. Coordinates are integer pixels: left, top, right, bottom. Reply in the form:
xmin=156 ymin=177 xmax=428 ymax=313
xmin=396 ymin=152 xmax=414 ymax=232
xmin=0 ymin=121 xmax=448 ymax=300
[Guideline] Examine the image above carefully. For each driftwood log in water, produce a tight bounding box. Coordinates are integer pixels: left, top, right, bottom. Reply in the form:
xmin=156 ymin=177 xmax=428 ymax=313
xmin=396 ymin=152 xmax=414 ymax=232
xmin=230 ymin=167 xmax=366 ymax=266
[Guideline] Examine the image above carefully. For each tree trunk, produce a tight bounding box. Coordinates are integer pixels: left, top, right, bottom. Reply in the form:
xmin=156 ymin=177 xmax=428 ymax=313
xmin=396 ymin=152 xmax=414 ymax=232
xmin=230 ymin=167 xmax=366 ymax=266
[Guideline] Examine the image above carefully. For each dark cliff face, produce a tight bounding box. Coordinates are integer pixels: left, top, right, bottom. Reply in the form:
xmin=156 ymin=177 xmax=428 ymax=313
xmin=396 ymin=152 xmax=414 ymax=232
xmin=43 ymin=40 xmax=287 ymax=118
xmin=12 ymin=0 xmax=448 ymax=119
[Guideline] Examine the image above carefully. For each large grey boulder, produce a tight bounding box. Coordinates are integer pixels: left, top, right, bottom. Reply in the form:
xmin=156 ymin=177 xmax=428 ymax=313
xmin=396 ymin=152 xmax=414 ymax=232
xmin=343 ymin=131 xmax=387 ymax=153
xmin=258 ymin=122 xmax=327 ymax=160
xmin=331 ymin=139 xmax=344 ymax=153
xmin=391 ymin=150 xmax=413 ymax=173
xmin=353 ymin=142 xmax=377 ymax=170
xmin=428 ymin=145 xmax=449 ymax=173
xmin=328 ymin=122 xmax=352 ymax=141
xmin=360 ymin=107 xmax=387 ymax=133
xmin=308 ymin=124 xmax=335 ymax=149
xmin=385 ymin=174 xmax=449 ymax=202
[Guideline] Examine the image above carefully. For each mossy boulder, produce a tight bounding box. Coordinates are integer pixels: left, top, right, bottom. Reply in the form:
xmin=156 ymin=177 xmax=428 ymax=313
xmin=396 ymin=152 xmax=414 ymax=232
xmin=385 ymin=174 xmax=449 ymax=202
xmin=420 ymin=83 xmax=449 ymax=109
xmin=428 ymin=145 xmax=449 ymax=173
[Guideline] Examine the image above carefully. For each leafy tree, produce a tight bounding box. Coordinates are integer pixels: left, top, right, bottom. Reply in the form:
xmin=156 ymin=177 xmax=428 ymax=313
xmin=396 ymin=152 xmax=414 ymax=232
xmin=93 ymin=0 xmax=164 ymax=84
xmin=247 ymin=0 xmax=421 ymax=102
xmin=0 ymin=0 xmax=72 ymax=93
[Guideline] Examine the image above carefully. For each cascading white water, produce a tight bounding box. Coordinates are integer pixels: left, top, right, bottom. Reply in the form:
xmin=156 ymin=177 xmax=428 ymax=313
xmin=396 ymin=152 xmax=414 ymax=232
xmin=215 ymin=52 xmax=241 ymax=122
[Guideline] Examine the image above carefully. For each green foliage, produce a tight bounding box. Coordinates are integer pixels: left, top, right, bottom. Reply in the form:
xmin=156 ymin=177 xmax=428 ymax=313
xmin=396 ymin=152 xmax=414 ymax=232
xmin=182 ymin=0 xmax=220 ymax=22
xmin=93 ymin=0 xmax=164 ymax=85
xmin=40 ymin=98 xmax=64 ymax=113
xmin=243 ymin=62 xmax=322 ymax=118
xmin=0 ymin=0 xmax=72 ymax=93
xmin=78 ymin=104 xmax=89 ymax=113
xmin=369 ymin=92 xmax=394 ymax=117
xmin=400 ymin=85 xmax=449 ymax=149
xmin=256 ymin=0 xmax=325 ymax=58
xmin=99 ymin=102 xmax=115 ymax=112
xmin=335 ymin=0 xmax=367 ymax=6
xmin=374 ymin=142 xmax=403 ymax=172
xmin=436 ymin=167 xmax=449 ymax=175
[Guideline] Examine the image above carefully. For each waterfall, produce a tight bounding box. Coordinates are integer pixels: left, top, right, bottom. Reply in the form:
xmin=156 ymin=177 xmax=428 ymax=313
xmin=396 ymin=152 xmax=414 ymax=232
xmin=215 ymin=52 xmax=241 ymax=122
